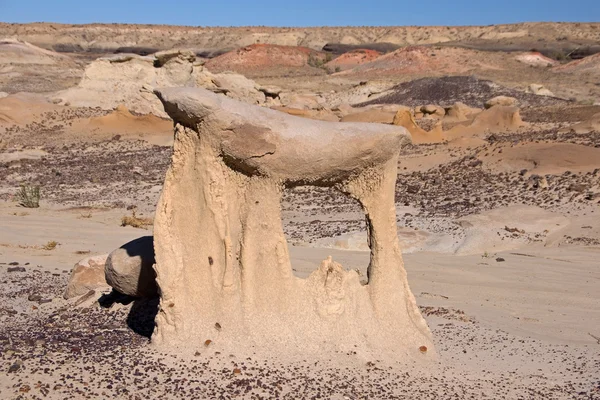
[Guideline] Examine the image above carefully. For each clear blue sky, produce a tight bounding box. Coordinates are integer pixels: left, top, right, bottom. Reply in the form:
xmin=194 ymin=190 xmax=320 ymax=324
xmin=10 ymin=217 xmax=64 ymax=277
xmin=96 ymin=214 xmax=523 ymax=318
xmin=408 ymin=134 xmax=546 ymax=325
xmin=1 ymin=0 xmax=598 ymax=26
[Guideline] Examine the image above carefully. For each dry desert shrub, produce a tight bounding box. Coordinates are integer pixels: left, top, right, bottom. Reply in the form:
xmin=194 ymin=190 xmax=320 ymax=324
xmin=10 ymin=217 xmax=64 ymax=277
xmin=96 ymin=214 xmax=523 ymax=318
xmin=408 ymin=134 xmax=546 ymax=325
xmin=42 ymin=241 xmax=58 ymax=250
xmin=16 ymin=184 xmax=40 ymax=208
xmin=121 ymin=210 xmax=153 ymax=229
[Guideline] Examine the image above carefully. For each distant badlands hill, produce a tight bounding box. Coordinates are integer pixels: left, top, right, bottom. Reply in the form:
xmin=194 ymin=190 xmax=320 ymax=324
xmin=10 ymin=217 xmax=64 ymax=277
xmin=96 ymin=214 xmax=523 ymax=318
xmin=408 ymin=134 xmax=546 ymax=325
xmin=204 ymin=44 xmax=325 ymax=76
xmin=1 ymin=22 xmax=599 ymax=56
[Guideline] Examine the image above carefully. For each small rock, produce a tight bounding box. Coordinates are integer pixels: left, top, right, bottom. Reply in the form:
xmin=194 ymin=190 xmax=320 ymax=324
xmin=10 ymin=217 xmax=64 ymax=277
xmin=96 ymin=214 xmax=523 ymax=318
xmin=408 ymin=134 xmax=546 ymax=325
xmin=485 ymin=96 xmax=518 ymax=109
xmin=259 ymin=85 xmax=282 ymax=97
xmin=504 ymin=226 xmax=524 ymax=234
xmin=7 ymin=266 xmax=26 ymax=273
xmin=27 ymin=294 xmax=42 ymax=302
xmin=154 ymin=49 xmax=196 ymax=67
xmin=445 ymin=102 xmax=480 ymax=121
xmin=2 ymin=308 xmax=17 ymax=316
xmin=105 ymin=236 xmax=157 ymax=297
xmin=8 ymin=361 xmax=22 ymax=373
xmin=528 ymin=84 xmax=555 ymax=97
xmin=421 ymin=104 xmax=445 ymax=117
xmin=406 ymin=185 xmax=420 ymax=194
xmin=73 ymin=289 xmax=97 ymax=306
xmin=496 ymin=257 xmax=505 ymax=262
xmin=64 ymin=254 xmax=110 ymax=299
xmin=568 ymin=183 xmax=587 ymax=193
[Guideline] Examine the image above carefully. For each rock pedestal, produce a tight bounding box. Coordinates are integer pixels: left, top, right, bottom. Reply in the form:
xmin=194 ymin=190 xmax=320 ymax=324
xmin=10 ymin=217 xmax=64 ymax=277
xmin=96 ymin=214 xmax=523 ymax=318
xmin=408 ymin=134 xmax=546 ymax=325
xmin=152 ymin=87 xmax=434 ymax=360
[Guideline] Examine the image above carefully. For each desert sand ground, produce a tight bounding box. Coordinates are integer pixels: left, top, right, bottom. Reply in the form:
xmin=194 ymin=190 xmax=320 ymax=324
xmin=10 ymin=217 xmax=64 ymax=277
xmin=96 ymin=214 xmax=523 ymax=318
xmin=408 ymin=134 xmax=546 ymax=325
xmin=0 ymin=22 xmax=599 ymax=399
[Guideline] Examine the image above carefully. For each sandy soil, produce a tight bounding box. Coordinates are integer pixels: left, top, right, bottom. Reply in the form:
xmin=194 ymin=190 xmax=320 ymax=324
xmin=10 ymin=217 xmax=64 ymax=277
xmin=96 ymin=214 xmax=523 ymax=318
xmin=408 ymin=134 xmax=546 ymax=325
xmin=0 ymin=203 xmax=598 ymax=399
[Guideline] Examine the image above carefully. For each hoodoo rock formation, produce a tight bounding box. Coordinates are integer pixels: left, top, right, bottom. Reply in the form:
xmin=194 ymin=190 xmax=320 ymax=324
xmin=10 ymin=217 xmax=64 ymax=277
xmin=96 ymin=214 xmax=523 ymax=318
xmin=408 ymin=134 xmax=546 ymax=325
xmin=152 ymin=87 xmax=434 ymax=360
xmin=50 ymin=50 xmax=268 ymax=118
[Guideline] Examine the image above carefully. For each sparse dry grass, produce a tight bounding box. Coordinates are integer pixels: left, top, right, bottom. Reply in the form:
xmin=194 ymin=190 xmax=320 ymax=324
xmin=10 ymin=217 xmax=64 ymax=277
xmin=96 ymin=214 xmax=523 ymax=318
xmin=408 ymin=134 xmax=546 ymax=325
xmin=121 ymin=210 xmax=153 ymax=229
xmin=42 ymin=241 xmax=58 ymax=250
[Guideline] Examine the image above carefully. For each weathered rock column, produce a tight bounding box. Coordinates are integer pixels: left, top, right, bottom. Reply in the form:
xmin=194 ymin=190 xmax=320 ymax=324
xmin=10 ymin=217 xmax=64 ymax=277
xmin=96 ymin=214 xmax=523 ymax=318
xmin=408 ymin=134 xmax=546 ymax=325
xmin=152 ymin=87 xmax=434 ymax=360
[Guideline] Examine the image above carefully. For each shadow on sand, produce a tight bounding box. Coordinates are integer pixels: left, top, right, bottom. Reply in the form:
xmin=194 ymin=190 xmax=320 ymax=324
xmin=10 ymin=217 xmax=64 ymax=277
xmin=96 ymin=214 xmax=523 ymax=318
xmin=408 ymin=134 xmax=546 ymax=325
xmin=99 ymin=290 xmax=159 ymax=339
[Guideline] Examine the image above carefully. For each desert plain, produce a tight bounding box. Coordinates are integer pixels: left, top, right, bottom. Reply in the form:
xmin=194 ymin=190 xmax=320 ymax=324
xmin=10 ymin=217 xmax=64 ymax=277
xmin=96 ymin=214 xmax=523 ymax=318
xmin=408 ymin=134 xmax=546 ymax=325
xmin=0 ymin=22 xmax=599 ymax=399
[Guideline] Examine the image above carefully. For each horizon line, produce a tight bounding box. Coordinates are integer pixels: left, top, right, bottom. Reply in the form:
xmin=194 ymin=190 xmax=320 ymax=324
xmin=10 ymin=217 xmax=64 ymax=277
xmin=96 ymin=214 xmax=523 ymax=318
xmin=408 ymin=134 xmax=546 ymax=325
xmin=1 ymin=20 xmax=599 ymax=29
